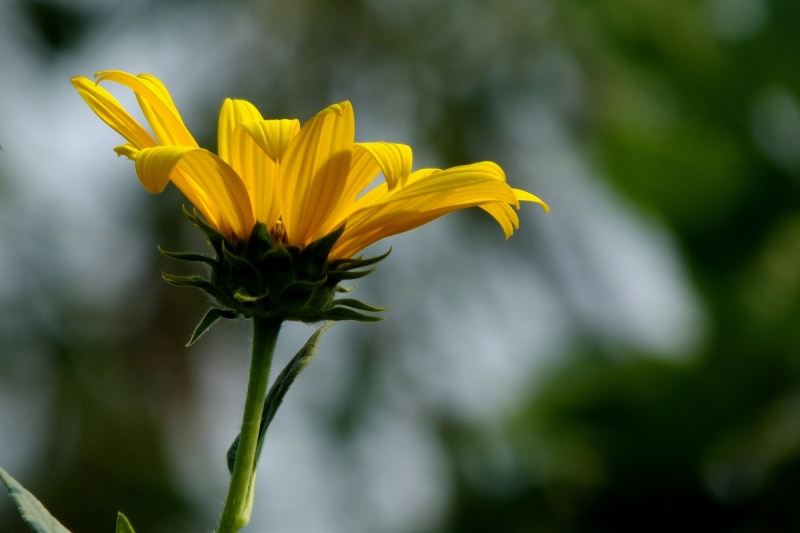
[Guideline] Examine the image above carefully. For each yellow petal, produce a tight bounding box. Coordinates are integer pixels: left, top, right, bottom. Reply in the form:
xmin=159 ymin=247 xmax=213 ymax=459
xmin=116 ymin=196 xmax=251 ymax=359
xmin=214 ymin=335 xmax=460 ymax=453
xmin=136 ymin=74 xmax=181 ymax=116
xmin=71 ymin=77 xmax=156 ymax=150
xmin=94 ymin=70 xmax=197 ymax=147
xmin=280 ymin=101 xmax=355 ymax=246
xmin=331 ymin=164 xmax=520 ymax=258
xmin=134 ymin=146 xmax=191 ymax=194
xmin=133 ymin=146 xmax=254 ymax=240
xmin=332 ymin=204 xmax=454 ymax=259
xmin=114 ymin=143 xmax=140 ymax=160
xmin=380 ymin=162 xmax=518 ymax=207
xmin=241 ymin=119 xmax=301 ymax=162
xmin=230 ymin=122 xmax=281 ymax=227
xmin=513 ymin=188 xmax=550 ymax=212
xmin=218 ymin=99 xmax=263 ymax=164
xmin=331 ymin=167 xmax=439 ymax=229
xmin=480 ymin=202 xmax=519 ymax=239
xmin=356 ymin=142 xmax=412 ymax=190
xmin=317 ymin=143 xmax=415 ymax=238
xmin=315 ymin=144 xmax=382 ymax=236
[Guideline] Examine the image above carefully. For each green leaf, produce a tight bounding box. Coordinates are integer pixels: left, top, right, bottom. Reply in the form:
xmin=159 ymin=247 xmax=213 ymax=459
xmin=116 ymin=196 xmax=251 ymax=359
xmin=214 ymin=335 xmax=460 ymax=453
xmin=226 ymin=434 xmax=240 ymax=474
xmin=0 ymin=465 xmax=72 ymax=533
xmin=115 ymin=513 xmax=135 ymax=533
xmin=187 ymin=308 xmax=237 ymax=346
xmin=226 ymin=322 xmax=335 ymax=474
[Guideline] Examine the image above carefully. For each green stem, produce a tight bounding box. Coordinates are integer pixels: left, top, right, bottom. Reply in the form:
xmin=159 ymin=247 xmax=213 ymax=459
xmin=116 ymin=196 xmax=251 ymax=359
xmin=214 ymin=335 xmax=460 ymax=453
xmin=216 ymin=317 xmax=281 ymax=533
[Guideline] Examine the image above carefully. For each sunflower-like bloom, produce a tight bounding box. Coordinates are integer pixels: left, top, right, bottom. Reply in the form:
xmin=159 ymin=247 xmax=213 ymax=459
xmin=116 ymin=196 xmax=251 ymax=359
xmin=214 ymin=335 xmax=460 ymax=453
xmin=71 ymin=71 xmax=547 ymax=259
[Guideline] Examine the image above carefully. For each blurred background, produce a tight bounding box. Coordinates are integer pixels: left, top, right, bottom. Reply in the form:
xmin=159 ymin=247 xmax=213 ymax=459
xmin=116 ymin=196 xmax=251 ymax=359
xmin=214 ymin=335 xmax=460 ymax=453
xmin=0 ymin=0 xmax=799 ymax=531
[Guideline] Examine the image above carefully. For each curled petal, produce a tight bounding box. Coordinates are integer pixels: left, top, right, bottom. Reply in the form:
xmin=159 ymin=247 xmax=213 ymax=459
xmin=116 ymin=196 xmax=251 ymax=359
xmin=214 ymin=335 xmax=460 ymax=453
xmin=95 ymin=70 xmax=197 ymax=147
xmin=218 ymin=99 xmax=263 ymax=164
xmin=134 ymin=146 xmax=190 ymax=193
xmin=114 ymin=143 xmax=139 ymax=160
xmin=242 ymin=119 xmax=301 ymax=162
xmin=514 ymin=188 xmax=550 ymax=212
xmin=71 ymin=76 xmax=156 ymax=150
xmin=356 ymin=142 xmax=412 ymax=190
xmin=133 ymin=146 xmax=254 ymax=240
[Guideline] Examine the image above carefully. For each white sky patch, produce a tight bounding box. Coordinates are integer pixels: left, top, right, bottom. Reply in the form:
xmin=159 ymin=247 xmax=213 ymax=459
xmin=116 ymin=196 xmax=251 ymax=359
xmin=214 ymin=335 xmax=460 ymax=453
xmin=500 ymin=97 xmax=706 ymax=358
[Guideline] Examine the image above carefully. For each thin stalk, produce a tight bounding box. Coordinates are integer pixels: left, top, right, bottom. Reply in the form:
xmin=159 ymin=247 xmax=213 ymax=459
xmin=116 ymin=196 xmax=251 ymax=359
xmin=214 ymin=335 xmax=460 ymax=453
xmin=216 ymin=317 xmax=281 ymax=533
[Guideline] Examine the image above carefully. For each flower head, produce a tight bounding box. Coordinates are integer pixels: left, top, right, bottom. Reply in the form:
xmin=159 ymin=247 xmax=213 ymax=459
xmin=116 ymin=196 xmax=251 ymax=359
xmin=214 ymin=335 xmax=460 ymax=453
xmin=71 ymin=71 xmax=547 ymax=260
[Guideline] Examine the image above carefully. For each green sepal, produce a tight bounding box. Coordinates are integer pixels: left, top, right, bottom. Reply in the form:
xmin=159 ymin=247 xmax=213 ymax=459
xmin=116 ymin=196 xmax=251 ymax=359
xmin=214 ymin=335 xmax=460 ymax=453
xmin=162 ymin=272 xmax=222 ymax=294
xmin=222 ymin=242 xmax=258 ymax=274
xmin=297 ymin=223 xmax=346 ymax=278
xmin=157 ymin=246 xmax=217 ymax=270
xmin=187 ymin=308 xmax=237 ymax=346
xmin=246 ymin=222 xmax=272 ymax=263
xmin=161 ymin=273 xmax=208 ymax=288
xmin=234 ymin=287 xmax=269 ymax=303
xmin=164 ymin=211 xmax=388 ymax=323
xmin=327 ymin=267 xmax=377 ymax=282
xmin=161 ymin=274 xmax=230 ymax=306
xmin=336 ymin=285 xmax=356 ymax=293
xmin=330 ymin=298 xmax=388 ymax=313
xmin=261 ymin=242 xmax=294 ymax=288
xmin=322 ymin=307 xmax=385 ymax=322
xmin=329 ymin=248 xmax=391 ymax=271
xmin=283 ymin=277 xmax=327 ymax=298
xmin=181 ymin=206 xmax=224 ymax=248
xmin=116 ymin=513 xmax=135 ymax=533
xmin=0 ymin=465 xmax=72 ymax=533
xmin=227 ymin=322 xmax=334 ymax=475
xmin=181 ymin=203 xmax=196 ymax=223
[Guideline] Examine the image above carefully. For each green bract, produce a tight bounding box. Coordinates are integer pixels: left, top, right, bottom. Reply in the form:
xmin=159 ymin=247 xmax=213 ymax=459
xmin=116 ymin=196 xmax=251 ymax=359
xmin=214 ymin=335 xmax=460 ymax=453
xmin=161 ymin=207 xmax=388 ymax=345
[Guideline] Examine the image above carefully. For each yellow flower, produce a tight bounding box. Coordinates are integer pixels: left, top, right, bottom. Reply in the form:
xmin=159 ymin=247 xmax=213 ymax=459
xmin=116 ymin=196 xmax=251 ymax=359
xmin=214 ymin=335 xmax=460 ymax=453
xmin=72 ymin=71 xmax=547 ymax=258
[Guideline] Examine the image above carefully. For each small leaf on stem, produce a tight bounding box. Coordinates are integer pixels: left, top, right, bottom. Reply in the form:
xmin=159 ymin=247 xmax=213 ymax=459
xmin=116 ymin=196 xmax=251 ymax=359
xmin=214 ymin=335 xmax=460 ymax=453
xmin=116 ymin=513 xmax=136 ymax=533
xmin=187 ymin=308 xmax=237 ymax=346
xmin=0 ymin=465 xmax=72 ymax=533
